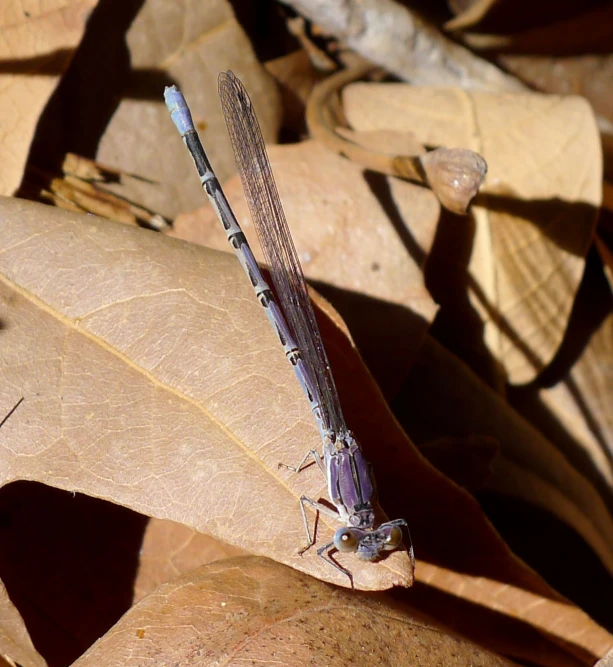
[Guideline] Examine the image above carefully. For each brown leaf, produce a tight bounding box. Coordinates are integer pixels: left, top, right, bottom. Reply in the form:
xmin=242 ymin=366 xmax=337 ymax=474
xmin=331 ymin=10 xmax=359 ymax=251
xmin=173 ymin=140 xmax=437 ymax=311
xmin=526 ymin=310 xmax=613 ymax=488
xmin=134 ymin=519 xmax=246 ymax=603
xmin=74 ymin=556 xmax=517 ymax=667
xmin=3 ymin=200 xmax=611 ymax=662
xmin=306 ymin=64 xmax=487 ymax=214
xmin=0 ymin=197 xmax=412 ymax=590
xmin=343 ymin=83 xmax=602 ymax=384
xmin=111 ymin=519 xmax=607 ymax=666
xmin=597 ymin=645 xmax=613 ymax=667
xmin=0 ymin=577 xmax=45 ymax=667
xmin=505 ymin=236 xmax=613 ymax=508
xmin=336 ymin=127 xmax=425 ymax=156
xmin=0 ymin=198 xmax=550 ymax=586
xmin=0 ymin=0 xmax=97 ymax=196
xmin=415 ymin=561 xmax=612 ymax=666
xmin=408 ymin=580 xmax=598 ymax=667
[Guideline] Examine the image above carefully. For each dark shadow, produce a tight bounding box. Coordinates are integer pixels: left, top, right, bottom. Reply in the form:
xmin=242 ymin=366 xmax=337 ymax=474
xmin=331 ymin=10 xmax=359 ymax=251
xmin=0 ymin=481 xmax=147 ymax=667
xmin=0 ymin=49 xmax=75 ymax=75
xmin=428 ymin=191 xmax=601 ymax=390
xmin=121 ymin=68 xmax=176 ymax=102
xmin=362 ymin=170 xmax=427 ymax=267
xmin=510 ymin=380 xmax=613 ymax=515
xmin=386 ymin=184 xmax=613 ymax=610
xmin=355 ymin=170 xmax=604 ymax=403
xmin=358 ymin=169 xmax=503 ymax=393
xmin=0 ymin=51 xmax=174 ymax=101
xmin=392 ymin=581 xmax=595 ymax=666
xmin=505 ymin=238 xmax=613 ymax=495
xmin=309 ymin=279 xmax=428 ymax=400
xmin=506 ymin=245 xmax=613 ymax=478
xmin=477 ymin=492 xmax=613 ymax=631
xmin=474 ymin=192 xmax=597 ymax=257
xmin=360 ymin=169 xmax=502 ymax=391
xmin=230 ymin=0 xmax=299 ymax=63
xmin=531 ymin=245 xmax=612 ymax=388
xmin=16 ymin=0 xmax=149 ymax=189
xmin=425 ymin=205 xmax=505 ymax=390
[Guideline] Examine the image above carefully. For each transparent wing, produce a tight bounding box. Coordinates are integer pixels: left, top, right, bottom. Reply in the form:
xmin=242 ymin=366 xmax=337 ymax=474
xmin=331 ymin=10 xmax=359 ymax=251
xmin=218 ymin=71 xmax=347 ymax=436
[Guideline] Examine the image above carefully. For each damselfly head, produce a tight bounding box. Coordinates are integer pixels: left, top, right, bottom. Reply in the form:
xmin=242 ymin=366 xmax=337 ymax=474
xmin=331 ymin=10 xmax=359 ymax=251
xmin=333 ymin=522 xmax=405 ymax=561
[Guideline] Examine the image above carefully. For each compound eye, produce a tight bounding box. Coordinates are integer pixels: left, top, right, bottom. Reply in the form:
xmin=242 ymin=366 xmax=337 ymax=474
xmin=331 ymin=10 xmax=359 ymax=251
xmin=384 ymin=525 xmax=403 ymax=549
xmin=334 ymin=527 xmax=359 ymax=553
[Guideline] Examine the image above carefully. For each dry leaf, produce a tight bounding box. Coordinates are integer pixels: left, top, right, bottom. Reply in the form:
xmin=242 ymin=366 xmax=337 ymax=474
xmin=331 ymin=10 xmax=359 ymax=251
xmin=0 ymin=198 xmax=572 ymax=592
xmin=506 ymin=240 xmax=613 ymax=500
xmin=532 ymin=310 xmax=613 ymax=476
xmin=597 ymin=645 xmax=613 ymax=667
xmin=3 ymin=199 xmax=611 ymax=664
xmin=0 ymin=577 xmax=45 ymax=667
xmin=74 ymin=557 xmax=518 ymax=667
xmin=344 ymin=83 xmax=602 ymax=383
xmin=0 ymin=197 xmax=414 ymax=591
xmin=109 ymin=519 xmax=610 ymax=666
xmin=0 ymin=0 xmax=97 ymax=195
xmin=173 ymin=140 xmax=438 ymax=311
xmin=2 ymin=3 xmax=612 ymax=665
xmin=408 ymin=580 xmax=597 ymax=667
xmin=134 ymin=519 xmax=246 ymax=603
xmin=306 ymin=63 xmax=487 ymax=214
xmin=336 ymin=127 xmax=425 ymax=157
xmin=415 ymin=561 xmax=612 ymax=665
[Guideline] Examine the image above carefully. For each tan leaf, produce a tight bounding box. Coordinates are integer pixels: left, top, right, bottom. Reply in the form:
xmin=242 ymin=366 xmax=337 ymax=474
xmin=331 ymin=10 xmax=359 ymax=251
xmin=507 ymin=234 xmax=613 ymax=496
xmin=0 ymin=198 xmax=560 ymax=597
xmin=95 ymin=0 xmax=281 ymax=220
xmin=416 ymin=561 xmax=613 ymax=664
xmin=343 ymin=83 xmax=602 ymax=383
xmin=173 ymin=140 xmax=437 ymax=311
xmin=0 ymin=578 xmax=45 ymax=667
xmin=533 ymin=311 xmax=613 ymax=483
xmin=597 ymin=645 xmax=613 ymax=667
xmin=171 ymin=139 xmax=439 ymax=394
xmin=124 ymin=520 xmax=611 ymax=666
xmin=74 ymin=556 xmax=517 ymax=667
xmin=134 ymin=519 xmax=246 ymax=603
xmin=0 ymin=0 xmax=98 ymax=196
xmin=409 ymin=578 xmax=604 ymax=667
xmin=0 ymin=197 xmax=414 ymax=591
xmin=335 ymin=127 xmax=425 ymax=157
